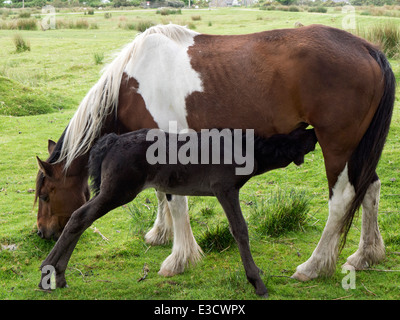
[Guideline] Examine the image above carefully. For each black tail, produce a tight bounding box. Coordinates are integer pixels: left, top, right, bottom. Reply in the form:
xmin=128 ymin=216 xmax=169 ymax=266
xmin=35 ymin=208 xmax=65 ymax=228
xmin=88 ymin=133 xmax=119 ymax=195
xmin=340 ymin=46 xmax=396 ymax=250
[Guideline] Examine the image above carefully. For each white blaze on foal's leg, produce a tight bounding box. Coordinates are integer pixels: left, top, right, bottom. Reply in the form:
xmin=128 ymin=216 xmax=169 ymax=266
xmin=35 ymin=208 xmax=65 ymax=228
xmin=345 ymin=179 xmax=385 ymax=270
xmin=292 ymin=164 xmax=355 ymax=281
xmin=158 ymin=195 xmax=203 ymax=277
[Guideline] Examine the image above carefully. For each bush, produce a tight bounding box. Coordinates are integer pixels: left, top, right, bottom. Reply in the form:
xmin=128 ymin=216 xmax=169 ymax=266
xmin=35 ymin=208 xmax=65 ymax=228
xmin=308 ymin=6 xmax=327 ymax=13
xmin=191 ymin=15 xmax=201 ymax=21
xmin=289 ymin=5 xmax=300 ymax=11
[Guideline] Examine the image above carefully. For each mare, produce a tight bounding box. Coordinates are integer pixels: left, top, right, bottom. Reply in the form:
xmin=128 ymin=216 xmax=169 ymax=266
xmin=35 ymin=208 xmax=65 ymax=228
xmin=39 ymin=127 xmax=318 ymax=296
xmin=35 ymin=24 xmax=395 ymax=283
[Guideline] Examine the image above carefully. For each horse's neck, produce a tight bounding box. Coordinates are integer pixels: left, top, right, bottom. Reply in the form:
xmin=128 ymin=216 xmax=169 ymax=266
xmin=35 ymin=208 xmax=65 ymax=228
xmin=66 ymin=153 xmax=89 ymax=178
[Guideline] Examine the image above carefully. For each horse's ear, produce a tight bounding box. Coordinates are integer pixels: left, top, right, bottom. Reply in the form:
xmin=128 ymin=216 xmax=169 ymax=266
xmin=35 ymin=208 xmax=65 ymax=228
xmin=36 ymin=156 xmax=53 ymax=178
xmin=48 ymin=140 xmax=56 ymax=155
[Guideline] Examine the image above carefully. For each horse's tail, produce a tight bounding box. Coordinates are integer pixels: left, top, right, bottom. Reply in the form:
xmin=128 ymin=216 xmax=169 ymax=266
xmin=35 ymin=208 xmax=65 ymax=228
xmin=340 ymin=46 xmax=396 ymax=250
xmin=88 ymin=133 xmax=119 ymax=196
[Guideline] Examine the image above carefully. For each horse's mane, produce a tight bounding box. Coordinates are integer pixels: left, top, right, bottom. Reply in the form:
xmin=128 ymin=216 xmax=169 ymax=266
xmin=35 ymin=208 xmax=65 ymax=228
xmin=57 ymin=24 xmax=199 ymax=170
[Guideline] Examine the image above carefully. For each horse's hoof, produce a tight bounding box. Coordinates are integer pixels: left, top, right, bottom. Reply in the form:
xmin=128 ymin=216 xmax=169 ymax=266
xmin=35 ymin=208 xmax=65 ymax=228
xmin=158 ymin=269 xmax=177 ymax=277
xmin=145 ymin=228 xmax=171 ymax=246
xmin=342 ymin=262 xmax=358 ymax=271
xmin=291 ymin=271 xmax=311 ymax=282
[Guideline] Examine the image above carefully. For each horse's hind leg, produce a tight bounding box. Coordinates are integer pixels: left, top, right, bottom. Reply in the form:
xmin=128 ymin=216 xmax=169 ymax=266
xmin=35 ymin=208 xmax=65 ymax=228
xmin=158 ymin=195 xmax=203 ymax=276
xmin=293 ymin=156 xmax=354 ymax=281
xmin=345 ymin=176 xmax=385 ymax=269
xmin=145 ymin=191 xmax=173 ymax=245
xmin=215 ymin=188 xmax=268 ymax=297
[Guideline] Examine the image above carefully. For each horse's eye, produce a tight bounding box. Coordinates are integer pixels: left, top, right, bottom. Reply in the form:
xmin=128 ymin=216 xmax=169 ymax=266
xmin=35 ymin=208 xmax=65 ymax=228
xmin=39 ymin=194 xmax=49 ymax=202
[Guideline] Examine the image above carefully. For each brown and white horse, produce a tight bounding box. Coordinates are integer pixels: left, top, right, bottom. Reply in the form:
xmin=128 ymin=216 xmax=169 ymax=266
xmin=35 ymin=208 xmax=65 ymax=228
xmin=36 ymin=24 xmax=395 ymax=283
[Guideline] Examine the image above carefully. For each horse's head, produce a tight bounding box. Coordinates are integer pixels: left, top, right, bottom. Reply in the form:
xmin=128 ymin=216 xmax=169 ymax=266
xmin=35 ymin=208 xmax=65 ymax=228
xmin=35 ymin=140 xmax=90 ymax=241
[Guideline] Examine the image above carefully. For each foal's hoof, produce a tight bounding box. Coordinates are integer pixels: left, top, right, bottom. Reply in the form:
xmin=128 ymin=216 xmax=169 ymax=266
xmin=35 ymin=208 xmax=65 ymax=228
xmin=291 ymin=271 xmax=311 ymax=282
xmin=256 ymin=288 xmax=269 ymax=298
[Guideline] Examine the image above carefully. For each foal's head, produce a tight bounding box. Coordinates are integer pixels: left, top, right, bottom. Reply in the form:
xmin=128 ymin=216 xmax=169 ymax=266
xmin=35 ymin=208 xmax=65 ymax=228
xmin=35 ymin=140 xmax=90 ymax=241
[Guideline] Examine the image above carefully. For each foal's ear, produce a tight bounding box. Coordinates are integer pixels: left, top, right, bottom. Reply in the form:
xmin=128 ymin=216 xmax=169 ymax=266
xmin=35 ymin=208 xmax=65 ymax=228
xmin=48 ymin=140 xmax=56 ymax=155
xmin=36 ymin=156 xmax=54 ymax=178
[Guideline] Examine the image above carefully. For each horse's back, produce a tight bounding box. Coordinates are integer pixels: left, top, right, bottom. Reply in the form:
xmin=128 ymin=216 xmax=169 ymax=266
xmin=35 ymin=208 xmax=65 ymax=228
xmin=186 ymin=25 xmax=383 ymax=139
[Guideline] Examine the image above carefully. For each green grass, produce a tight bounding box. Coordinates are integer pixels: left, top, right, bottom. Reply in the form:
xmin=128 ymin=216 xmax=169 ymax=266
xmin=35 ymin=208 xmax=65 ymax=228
xmin=247 ymin=189 xmax=311 ymax=237
xmin=0 ymin=8 xmax=399 ymax=300
xmin=0 ymin=76 xmax=74 ymax=116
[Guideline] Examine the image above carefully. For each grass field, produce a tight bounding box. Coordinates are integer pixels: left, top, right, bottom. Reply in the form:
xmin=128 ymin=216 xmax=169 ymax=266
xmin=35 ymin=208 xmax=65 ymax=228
xmin=0 ymin=7 xmax=399 ymax=300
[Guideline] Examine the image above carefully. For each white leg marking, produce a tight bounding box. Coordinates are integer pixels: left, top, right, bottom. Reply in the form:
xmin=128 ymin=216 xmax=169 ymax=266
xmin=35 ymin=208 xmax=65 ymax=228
xmin=159 ymin=195 xmax=203 ymax=277
xmin=345 ymin=179 xmax=385 ymax=269
xmin=145 ymin=191 xmax=173 ymax=245
xmin=293 ymin=164 xmax=355 ymax=281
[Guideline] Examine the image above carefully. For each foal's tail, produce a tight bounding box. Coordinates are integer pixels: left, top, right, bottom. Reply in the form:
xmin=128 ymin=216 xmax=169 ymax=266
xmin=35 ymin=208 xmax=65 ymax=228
xmin=340 ymin=46 xmax=396 ymax=250
xmin=88 ymin=133 xmax=119 ymax=196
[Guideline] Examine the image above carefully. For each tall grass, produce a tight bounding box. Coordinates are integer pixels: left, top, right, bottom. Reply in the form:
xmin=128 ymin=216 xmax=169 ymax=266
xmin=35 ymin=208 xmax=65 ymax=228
xmin=13 ymin=33 xmax=30 ymax=53
xmin=357 ymin=21 xmax=400 ymax=59
xmin=55 ymin=18 xmax=89 ymax=29
xmin=156 ymin=8 xmax=181 ymax=15
xmin=93 ymin=52 xmax=104 ymax=65
xmin=118 ymin=19 xmax=155 ymax=32
xmin=198 ymin=221 xmax=235 ymax=253
xmin=247 ymin=189 xmax=311 ymax=237
xmin=125 ymin=202 xmax=157 ymax=237
xmin=0 ymin=18 xmax=38 ymax=30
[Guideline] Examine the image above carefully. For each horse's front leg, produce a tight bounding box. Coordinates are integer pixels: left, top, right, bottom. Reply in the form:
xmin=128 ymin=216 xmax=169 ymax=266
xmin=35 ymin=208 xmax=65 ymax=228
xmin=158 ymin=195 xmax=203 ymax=276
xmin=145 ymin=191 xmax=173 ymax=245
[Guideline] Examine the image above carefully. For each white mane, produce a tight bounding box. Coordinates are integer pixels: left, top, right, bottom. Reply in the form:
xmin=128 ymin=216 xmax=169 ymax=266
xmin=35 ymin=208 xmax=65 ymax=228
xmin=58 ymin=24 xmax=199 ymax=170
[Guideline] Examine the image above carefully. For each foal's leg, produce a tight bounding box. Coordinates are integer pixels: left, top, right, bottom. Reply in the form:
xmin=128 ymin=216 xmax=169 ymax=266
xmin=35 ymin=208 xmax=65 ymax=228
xmin=215 ymin=188 xmax=268 ymax=297
xmin=158 ymin=195 xmax=203 ymax=276
xmin=293 ymin=164 xmax=355 ymax=281
xmin=345 ymin=178 xmax=385 ymax=269
xmin=145 ymin=191 xmax=173 ymax=245
xmin=39 ymin=193 xmax=125 ymax=288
